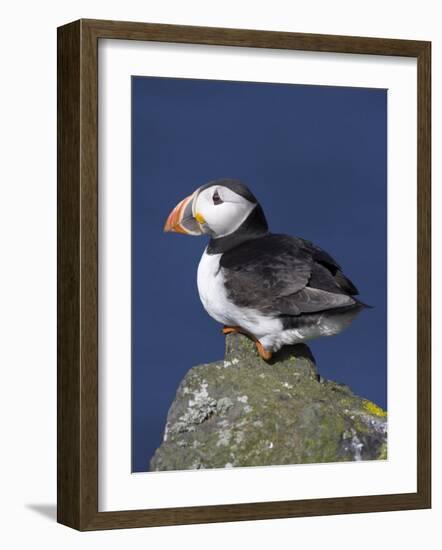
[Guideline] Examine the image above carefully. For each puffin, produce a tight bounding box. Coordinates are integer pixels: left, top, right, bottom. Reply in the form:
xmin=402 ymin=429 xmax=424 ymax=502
xmin=164 ymin=178 xmax=367 ymax=361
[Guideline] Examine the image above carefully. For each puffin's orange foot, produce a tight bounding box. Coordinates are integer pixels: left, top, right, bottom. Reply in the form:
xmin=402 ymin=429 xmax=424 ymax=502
xmin=222 ymin=325 xmax=242 ymax=335
xmin=255 ymin=340 xmax=272 ymax=361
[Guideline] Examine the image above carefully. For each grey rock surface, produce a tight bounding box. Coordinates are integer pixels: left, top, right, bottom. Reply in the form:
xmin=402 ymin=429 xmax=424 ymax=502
xmin=150 ymin=333 xmax=387 ymax=471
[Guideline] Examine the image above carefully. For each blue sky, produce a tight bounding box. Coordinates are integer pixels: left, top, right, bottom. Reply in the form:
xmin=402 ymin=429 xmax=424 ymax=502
xmin=132 ymin=76 xmax=387 ymax=472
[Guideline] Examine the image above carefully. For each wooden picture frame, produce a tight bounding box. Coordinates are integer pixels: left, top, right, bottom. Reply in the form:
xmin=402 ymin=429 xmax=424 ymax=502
xmin=57 ymin=18 xmax=431 ymax=530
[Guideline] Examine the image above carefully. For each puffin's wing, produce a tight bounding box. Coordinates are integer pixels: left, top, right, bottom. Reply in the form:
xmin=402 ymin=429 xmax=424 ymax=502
xmin=220 ymin=235 xmax=313 ymax=312
xmin=275 ymin=286 xmax=355 ymax=315
xmin=220 ymin=234 xmax=357 ymax=316
xmin=297 ymin=236 xmax=359 ymax=295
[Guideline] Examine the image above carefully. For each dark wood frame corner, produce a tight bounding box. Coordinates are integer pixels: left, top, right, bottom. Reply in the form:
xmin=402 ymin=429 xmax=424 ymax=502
xmin=57 ymin=18 xmax=431 ymax=531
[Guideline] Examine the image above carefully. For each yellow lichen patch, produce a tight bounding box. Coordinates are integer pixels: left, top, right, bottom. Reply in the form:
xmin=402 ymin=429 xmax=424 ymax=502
xmin=363 ymin=400 xmax=387 ymax=418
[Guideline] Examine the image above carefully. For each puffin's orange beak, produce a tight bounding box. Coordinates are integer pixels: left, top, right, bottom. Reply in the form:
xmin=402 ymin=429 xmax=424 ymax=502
xmin=163 ymin=193 xmax=203 ymax=235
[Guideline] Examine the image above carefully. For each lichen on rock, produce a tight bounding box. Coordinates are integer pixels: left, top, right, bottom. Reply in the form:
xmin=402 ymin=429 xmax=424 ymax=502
xmin=149 ymin=333 xmax=387 ymax=472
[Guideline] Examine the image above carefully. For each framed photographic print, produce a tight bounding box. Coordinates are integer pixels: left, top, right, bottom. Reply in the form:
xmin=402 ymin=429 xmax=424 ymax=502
xmin=57 ymin=19 xmax=431 ymax=530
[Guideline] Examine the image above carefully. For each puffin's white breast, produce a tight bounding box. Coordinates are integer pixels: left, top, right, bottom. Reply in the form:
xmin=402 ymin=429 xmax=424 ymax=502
xmin=197 ymin=250 xmax=232 ymax=325
xmin=196 ymin=248 xmax=281 ymax=338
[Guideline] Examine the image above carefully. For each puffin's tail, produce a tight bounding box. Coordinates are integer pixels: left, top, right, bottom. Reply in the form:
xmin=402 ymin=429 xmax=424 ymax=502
xmin=352 ymin=297 xmax=373 ymax=309
xmin=281 ymin=301 xmax=367 ymax=334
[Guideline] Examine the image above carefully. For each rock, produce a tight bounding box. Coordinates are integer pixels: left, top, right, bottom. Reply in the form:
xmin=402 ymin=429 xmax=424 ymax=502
xmin=149 ymin=333 xmax=387 ymax=471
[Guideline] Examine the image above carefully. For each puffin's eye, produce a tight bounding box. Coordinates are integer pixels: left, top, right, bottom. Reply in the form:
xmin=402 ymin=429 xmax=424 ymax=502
xmin=212 ymin=190 xmax=223 ymax=205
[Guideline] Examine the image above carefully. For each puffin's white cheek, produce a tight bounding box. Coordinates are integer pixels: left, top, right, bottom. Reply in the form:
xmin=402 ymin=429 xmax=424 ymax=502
xmin=205 ymin=205 xmax=244 ymax=237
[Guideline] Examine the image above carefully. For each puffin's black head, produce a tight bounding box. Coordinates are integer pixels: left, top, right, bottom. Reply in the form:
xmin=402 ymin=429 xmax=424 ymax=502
xmin=164 ymin=179 xmax=268 ymax=243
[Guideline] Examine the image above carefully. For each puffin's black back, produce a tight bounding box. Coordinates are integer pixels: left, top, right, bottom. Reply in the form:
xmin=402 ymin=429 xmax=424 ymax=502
xmin=219 ymin=233 xmax=363 ymax=316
